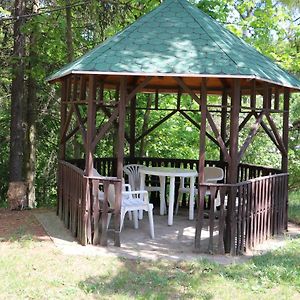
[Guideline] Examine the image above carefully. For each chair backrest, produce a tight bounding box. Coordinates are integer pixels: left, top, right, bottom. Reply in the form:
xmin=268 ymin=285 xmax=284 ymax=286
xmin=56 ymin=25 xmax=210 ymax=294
xmin=204 ymin=167 xmax=224 ymax=183
xmin=123 ymin=164 xmax=142 ymax=191
xmin=107 ymin=179 xmax=127 ymax=209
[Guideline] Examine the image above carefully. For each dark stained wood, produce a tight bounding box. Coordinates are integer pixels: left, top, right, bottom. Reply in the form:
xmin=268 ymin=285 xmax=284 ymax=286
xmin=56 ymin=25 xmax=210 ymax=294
xmin=250 ymin=80 xmax=256 ymax=109
xmin=135 ymin=110 xmax=177 ymax=142
xmin=92 ymin=179 xmax=100 ymax=245
xmin=174 ymin=77 xmax=201 ymax=105
xmin=100 ymin=181 xmax=109 ymax=246
xmin=274 ymin=88 xmax=280 ymax=110
xmin=79 ymin=76 xmax=87 ymax=101
xmin=220 ymin=91 xmax=227 ymax=160
xmin=266 ymin=114 xmax=287 ymax=156
xmin=59 ymin=79 xmax=68 ymax=160
xmin=73 ymin=104 xmax=87 ymax=148
xmin=129 ymin=95 xmax=136 ymax=158
xmin=206 ymin=109 xmax=231 ymax=163
xmin=60 ymin=106 xmax=74 ymax=144
xmin=195 ymin=78 xmax=207 ymax=251
xmin=127 ymin=76 xmax=153 ymax=101
xmin=179 ymin=110 xmax=219 ymax=146
xmin=115 ymin=77 xmax=127 ymax=247
xmin=226 ymin=78 xmax=241 ymax=255
xmin=85 ymin=75 xmax=97 ymax=176
xmin=282 ymin=88 xmax=290 ymax=173
xmin=238 ymin=111 xmax=264 ymax=162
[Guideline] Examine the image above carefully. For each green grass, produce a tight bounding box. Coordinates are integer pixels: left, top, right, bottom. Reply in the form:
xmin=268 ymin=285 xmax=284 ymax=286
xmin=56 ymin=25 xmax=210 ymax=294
xmin=1 ymin=237 xmax=300 ymax=299
xmin=289 ymin=190 xmax=300 ymax=224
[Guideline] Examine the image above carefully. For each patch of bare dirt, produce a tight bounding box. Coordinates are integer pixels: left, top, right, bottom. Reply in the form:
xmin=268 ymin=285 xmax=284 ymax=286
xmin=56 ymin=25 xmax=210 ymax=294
xmin=0 ymin=208 xmax=51 ymax=242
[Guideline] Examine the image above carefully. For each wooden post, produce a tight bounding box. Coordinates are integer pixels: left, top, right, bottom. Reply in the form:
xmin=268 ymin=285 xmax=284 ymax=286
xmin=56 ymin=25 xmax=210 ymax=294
xmin=58 ymin=79 xmax=68 ymax=217
xmin=59 ymin=79 xmax=68 ymax=160
xmin=85 ymin=75 xmax=97 ymax=176
xmin=220 ymin=91 xmax=228 ymax=161
xmin=282 ymin=88 xmax=289 ymax=230
xmin=115 ymin=76 xmax=127 ymax=246
xmin=226 ymin=78 xmax=241 ymax=255
xmin=129 ymin=95 xmax=136 ymax=159
xmin=282 ymin=88 xmax=289 ymax=173
xmin=195 ymin=78 xmax=207 ymax=251
xmin=84 ymin=75 xmax=97 ymax=244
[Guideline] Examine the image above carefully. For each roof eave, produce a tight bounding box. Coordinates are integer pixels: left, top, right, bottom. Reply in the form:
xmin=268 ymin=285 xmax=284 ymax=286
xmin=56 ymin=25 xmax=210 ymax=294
xmin=47 ymin=70 xmax=300 ymax=91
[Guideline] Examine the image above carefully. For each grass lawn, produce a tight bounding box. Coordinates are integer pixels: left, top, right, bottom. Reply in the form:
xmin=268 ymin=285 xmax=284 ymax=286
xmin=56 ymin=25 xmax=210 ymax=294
xmin=1 ymin=231 xmax=300 ymax=299
xmin=289 ymin=190 xmax=300 ymax=224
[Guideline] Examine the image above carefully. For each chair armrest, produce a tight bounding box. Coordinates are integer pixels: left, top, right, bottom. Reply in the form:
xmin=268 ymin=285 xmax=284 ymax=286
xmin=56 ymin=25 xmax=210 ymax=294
xmin=122 ymin=190 xmax=149 ymax=203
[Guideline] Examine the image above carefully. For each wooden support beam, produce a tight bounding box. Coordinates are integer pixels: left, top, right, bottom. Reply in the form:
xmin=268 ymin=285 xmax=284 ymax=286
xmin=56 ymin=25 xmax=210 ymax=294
xmin=250 ymin=80 xmax=256 ymax=109
xmin=206 ymin=109 xmax=231 ymax=163
xmin=99 ymin=104 xmax=130 ymax=142
xmin=92 ymin=78 xmax=152 ymax=150
xmin=220 ymin=91 xmax=228 ymax=161
xmin=274 ymin=87 xmax=280 ymax=110
xmin=59 ymin=79 xmax=68 ymax=160
xmin=238 ymin=111 xmax=265 ymax=162
xmin=85 ymin=75 xmax=97 ymax=176
xmin=173 ymin=77 xmax=201 ymax=105
xmin=179 ymin=110 xmax=219 ymax=146
xmin=226 ymin=78 xmax=241 ymax=255
xmin=65 ymin=117 xmax=87 ymax=142
xmin=282 ymin=88 xmax=290 ymax=172
xmin=135 ymin=110 xmax=177 ymax=142
xmin=177 ymin=90 xmax=182 ymax=110
xmin=127 ymin=76 xmax=153 ymax=102
xmin=60 ymin=106 xmax=74 ymax=144
xmin=155 ymin=90 xmax=159 ymax=110
xmin=225 ymin=112 xmax=254 ymax=147
xmin=115 ymin=77 xmax=127 ymax=247
xmin=195 ymin=78 xmax=207 ymax=251
xmin=79 ymin=76 xmax=86 ymax=101
xmin=265 ymin=113 xmax=287 ymax=156
xmin=73 ymin=104 xmax=87 ymax=148
xmin=129 ymin=95 xmax=136 ymax=158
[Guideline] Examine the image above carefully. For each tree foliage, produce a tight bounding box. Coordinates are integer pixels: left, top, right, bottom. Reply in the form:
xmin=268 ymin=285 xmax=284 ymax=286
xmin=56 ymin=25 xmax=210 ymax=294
xmin=0 ymin=0 xmax=299 ymax=206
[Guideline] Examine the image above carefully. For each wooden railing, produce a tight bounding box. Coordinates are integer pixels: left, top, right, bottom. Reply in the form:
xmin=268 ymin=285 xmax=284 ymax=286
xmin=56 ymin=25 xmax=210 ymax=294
xmin=197 ymin=173 xmax=288 ymax=255
xmin=68 ymin=157 xmax=282 ymax=183
xmin=61 ymin=158 xmax=286 ymax=254
xmin=58 ymin=160 xmax=122 ymax=246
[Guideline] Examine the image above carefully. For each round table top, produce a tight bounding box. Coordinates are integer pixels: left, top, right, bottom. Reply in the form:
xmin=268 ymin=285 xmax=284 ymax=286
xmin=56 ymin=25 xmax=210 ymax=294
xmin=139 ymin=166 xmax=198 ymax=177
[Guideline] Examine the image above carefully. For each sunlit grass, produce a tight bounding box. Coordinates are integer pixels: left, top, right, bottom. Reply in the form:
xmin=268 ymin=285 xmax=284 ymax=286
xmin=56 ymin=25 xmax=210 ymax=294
xmin=289 ymin=190 xmax=300 ymax=224
xmin=1 ymin=236 xmax=300 ymax=299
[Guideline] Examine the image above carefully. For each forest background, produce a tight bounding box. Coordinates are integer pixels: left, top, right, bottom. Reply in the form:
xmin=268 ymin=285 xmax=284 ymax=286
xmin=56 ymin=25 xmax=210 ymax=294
xmin=0 ymin=0 xmax=299 ymax=208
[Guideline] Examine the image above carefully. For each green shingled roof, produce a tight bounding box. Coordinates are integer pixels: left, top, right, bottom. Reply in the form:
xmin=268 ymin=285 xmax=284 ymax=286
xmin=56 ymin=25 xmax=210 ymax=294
xmin=47 ymin=0 xmax=300 ymax=89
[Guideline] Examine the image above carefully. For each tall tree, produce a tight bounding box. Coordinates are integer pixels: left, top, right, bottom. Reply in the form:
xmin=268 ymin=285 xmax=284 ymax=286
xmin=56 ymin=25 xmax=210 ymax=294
xmin=24 ymin=0 xmax=40 ymax=208
xmin=8 ymin=0 xmax=26 ymax=209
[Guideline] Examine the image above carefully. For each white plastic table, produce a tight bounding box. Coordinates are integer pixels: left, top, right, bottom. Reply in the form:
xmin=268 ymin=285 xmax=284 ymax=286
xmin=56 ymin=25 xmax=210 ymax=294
xmin=139 ymin=166 xmax=198 ymax=226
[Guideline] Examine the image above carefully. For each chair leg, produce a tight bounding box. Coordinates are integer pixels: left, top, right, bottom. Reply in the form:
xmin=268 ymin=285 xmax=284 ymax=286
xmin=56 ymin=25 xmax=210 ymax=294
xmin=120 ymin=208 xmax=126 ymax=232
xmin=133 ymin=210 xmax=139 ymax=229
xmin=175 ymin=191 xmax=183 ymax=215
xmin=128 ymin=211 xmax=133 ymax=221
xmin=107 ymin=213 xmax=112 ymax=230
xmin=148 ymin=206 xmax=155 ymax=239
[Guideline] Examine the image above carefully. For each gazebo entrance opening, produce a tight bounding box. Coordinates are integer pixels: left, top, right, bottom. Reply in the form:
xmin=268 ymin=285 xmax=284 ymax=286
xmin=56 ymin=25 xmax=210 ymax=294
xmin=56 ymin=74 xmax=289 ymax=255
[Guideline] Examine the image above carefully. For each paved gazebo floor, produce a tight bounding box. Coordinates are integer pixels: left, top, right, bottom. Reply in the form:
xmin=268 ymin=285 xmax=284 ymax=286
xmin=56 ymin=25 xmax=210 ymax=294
xmin=34 ymin=209 xmax=300 ymax=265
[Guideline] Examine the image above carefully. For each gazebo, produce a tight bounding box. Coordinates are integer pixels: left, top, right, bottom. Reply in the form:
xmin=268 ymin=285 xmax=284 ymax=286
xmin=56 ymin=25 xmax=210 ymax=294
xmin=47 ymin=0 xmax=300 ymax=255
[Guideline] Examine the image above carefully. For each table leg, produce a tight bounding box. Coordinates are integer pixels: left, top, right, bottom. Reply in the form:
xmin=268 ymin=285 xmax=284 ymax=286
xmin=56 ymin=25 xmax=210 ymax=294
xmin=168 ymin=176 xmax=175 ymax=226
xmin=189 ymin=176 xmax=195 ymax=220
xmin=139 ymin=173 xmax=146 ymax=220
xmin=159 ymin=176 xmax=166 ymax=215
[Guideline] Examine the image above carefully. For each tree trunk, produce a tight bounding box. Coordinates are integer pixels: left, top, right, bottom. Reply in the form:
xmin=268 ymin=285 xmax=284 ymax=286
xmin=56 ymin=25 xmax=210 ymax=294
xmin=139 ymin=94 xmax=152 ymax=157
xmin=65 ymin=0 xmax=80 ymax=158
xmin=8 ymin=0 xmax=26 ymax=209
xmin=24 ymin=0 xmax=39 ymax=208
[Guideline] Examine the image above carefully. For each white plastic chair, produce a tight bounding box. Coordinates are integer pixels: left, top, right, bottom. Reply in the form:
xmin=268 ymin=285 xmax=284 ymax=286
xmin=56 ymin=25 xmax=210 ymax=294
xmin=107 ymin=183 xmax=155 ymax=239
xmin=176 ymin=166 xmax=224 ymax=214
xmin=93 ymin=168 xmax=154 ymax=238
xmin=123 ymin=164 xmax=160 ymax=193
